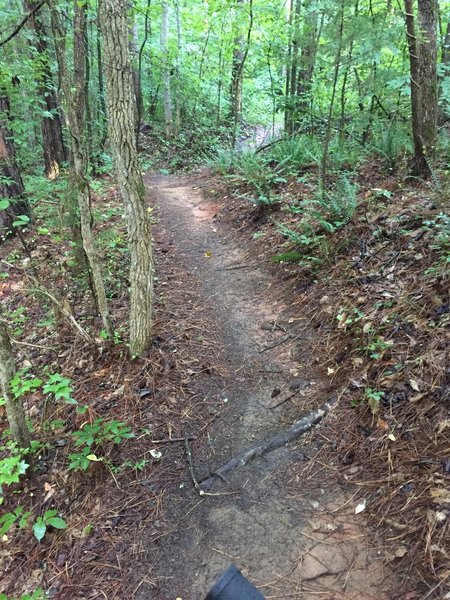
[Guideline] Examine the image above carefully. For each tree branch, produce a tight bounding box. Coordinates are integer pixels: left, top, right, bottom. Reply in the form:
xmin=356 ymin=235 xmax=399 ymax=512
xmin=0 ymin=0 xmax=47 ymax=48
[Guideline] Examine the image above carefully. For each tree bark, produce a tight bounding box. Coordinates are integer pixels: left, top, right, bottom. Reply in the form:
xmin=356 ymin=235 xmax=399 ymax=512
xmin=294 ymin=8 xmax=321 ymax=131
xmin=128 ymin=12 xmax=141 ymax=133
xmin=100 ymin=0 xmax=154 ymax=357
xmin=0 ymin=93 xmax=31 ymax=239
xmin=417 ymin=0 xmax=438 ymax=153
xmin=0 ymin=319 xmax=30 ymax=448
xmin=174 ymin=0 xmax=182 ymax=135
xmin=50 ymin=0 xmax=114 ymax=338
xmin=320 ymin=0 xmax=345 ymax=194
xmin=25 ymin=0 xmax=67 ymax=178
xmin=404 ymin=0 xmax=432 ymax=178
xmin=136 ymin=0 xmax=152 ymax=146
xmin=161 ymin=0 xmax=174 ymax=137
xmin=96 ymin=7 xmax=108 ymax=156
xmin=229 ymin=0 xmax=253 ymax=145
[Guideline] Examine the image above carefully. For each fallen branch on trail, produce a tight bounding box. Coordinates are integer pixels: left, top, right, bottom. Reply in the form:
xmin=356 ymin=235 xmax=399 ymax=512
xmin=199 ymin=395 xmax=338 ymax=491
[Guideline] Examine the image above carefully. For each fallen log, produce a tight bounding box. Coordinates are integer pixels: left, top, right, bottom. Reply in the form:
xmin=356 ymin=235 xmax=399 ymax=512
xmin=199 ymin=395 xmax=337 ymax=492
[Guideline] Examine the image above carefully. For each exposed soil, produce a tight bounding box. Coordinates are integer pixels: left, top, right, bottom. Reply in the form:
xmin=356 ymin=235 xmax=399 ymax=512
xmin=131 ymin=174 xmax=412 ymax=600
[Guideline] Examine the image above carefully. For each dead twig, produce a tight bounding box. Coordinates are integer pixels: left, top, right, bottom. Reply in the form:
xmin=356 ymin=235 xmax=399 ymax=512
xmin=259 ymin=334 xmax=291 ymax=353
xmin=215 ymin=263 xmax=258 ymax=271
xmin=184 ymin=432 xmax=202 ymax=495
xmin=151 ymin=436 xmax=196 ymax=444
xmin=199 ymin=396 xmax=338 ymax=491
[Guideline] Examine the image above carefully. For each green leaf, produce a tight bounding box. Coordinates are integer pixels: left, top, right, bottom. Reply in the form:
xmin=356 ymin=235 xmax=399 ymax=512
xmin=0 ymin=512 xmax=17 ymax=536
xmin=33 ymin=519 xmax=46 ymax=542
xmin=0 ymin=199 xmax=10 ymax=210
xmin=87 ymin=454 xmax=101 ymax=462
xmin=46 ymin=516 xmax=67 ymax=530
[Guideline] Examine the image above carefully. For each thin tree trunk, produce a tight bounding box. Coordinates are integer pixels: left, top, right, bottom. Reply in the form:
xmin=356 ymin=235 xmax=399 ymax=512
xmin=174 ymin=0 xmax=182 ymax=135
xmin=229 ymin=0 xmax=253 ymax=145
xmin=404 ymin=0 xmax=432 ymax=178
xmin=191 ymin=25 xmax=211 ymax=122
xmin=51 ymin=0 xmax=114 ymax=338
xmin=136 ymin=0 xmax=152 ymax=146
xmin=84 ymin=11 xmax=93 ymax=163
xmin=100 ymin=0 xmax=154 ymax=357
xmin=284 ymin=0 xmax=293 ymax=132
xmin=0 ymin=93 xmax=31 ymax=238
xmin=289 ymin=0 xmax=301 ymax=102
xmin=338 ymin=40 xmax=354 ymax=142
xmin=161 ymin=0 xmax=174 ymax=137
xmin=320 ymin=0 xmax=345 ymax=195
xmin=24 ymin=0 xmax=67 ymax=178
xmin=96 ymin=5 xmax=108 ymax=156
xmin=216 ymin=18 xmax=226 ymax=124
xmin=294 ymin=7 xmax=322 ymax=132
xmin=0 ymin=319 xmax=30 ymax=448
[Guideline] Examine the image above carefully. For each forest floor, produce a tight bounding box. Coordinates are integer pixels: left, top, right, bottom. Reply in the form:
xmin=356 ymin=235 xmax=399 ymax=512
xmin=0 ymin=158 xmax=448 ymax=600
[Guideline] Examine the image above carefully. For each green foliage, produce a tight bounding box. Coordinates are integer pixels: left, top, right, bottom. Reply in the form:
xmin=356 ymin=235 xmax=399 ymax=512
xmin=0 ymin=589 xmax=44 ymax=600
xmin=364 ymin=388 xmax=384 ymax=414
xmin=68 ymin=418 xmax=134 ymax=472
xmin=213 ymin=149 xmax=284 ymax=209
xmin=10 ymin=371 xmax=42 ymax=400
xmin=33 ymin=509 xmax=67 ymax=542
xmin=43 ymin=373 xmax=77 ymax=405
xmin=0 ymin=505 xmax=31 ymax=537
xmin=306 ymin=175 xmax=358 ymax=231
xmin=4 ymin=307 xmax=29 ymax=337
xmin=423 ymin=213 xmax=450 ymax=276
xmin=370 ymin=121 xmax=411 ymax=169
xmin=364 ymin=337 xmax=394 ymax=359
xmin=0 ymin=450 xmax=29 ymax=503
xmin=267 ymin=135 xmax=321 ymax=173
xmin=336 ymin=307 xmax=364 ymax=328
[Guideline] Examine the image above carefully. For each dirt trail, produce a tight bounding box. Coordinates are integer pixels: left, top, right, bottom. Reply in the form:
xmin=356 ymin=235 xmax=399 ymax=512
xmin=138 ymin=174 xmax=399 ymax=600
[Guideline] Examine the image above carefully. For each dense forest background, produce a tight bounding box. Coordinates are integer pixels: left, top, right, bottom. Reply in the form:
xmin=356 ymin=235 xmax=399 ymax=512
xmin=1 ymin=0 xmax=450 ymax=184
xmin=0 ymin=1 xmax=449 ymax=599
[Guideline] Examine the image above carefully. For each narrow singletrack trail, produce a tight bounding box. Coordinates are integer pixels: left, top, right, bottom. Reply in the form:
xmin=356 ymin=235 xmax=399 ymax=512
xmin=136 ymin=174 xmax=401 ymax=600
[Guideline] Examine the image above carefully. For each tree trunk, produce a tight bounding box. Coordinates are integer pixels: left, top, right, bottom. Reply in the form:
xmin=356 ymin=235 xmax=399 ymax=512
xmin=320 ymin=0 xmax=345 ymax=195
xmin=228 ymin=0 xmax=253 ymax=145
xmin=289 ymin=0 xmax=301 ymax=105
xmin=404 ymin=0 xmax=432 ymax=178
xmin=129 ymin=13 xmax=141 ymax=133
xmin=0 ymin=319 xmax=30 ymax=448
xmin=100 ymin=0 xmax=154 ymax=357
xmin=136 ymin=0 xmax=152 ymax=146
xmin=338 ymin=39 xmax=354 ymax=142
xmin=0 ymin=93 xmax=31 ymax=239
xmin=25 ymin=0 xmax=67 ymax=179
xmin=50 ymin=0 xmax=114 ymax=338
xmin=161 ymin=0 xmax=174 ymax=137
xmin=96 ymin=8 xmax=108 ymax=157
xmin=418 ymin=0 xmax=438 ymax=154
xmin=294 ymin=8 xmax=321 ymax=131
xmin=174 ymin=0 xmax=182 ymax=135
xmin=83 ymin=10 xmax=94 ymax=164
xmin=284 ymin=0 xmax=294 ymax=132
xmin=229 ymin=0 xmax=245 ymax=143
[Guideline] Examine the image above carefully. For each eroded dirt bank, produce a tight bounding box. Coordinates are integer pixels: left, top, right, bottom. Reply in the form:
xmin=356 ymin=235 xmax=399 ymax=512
xmin=133 ymin=174 xmax=412 ymax=600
